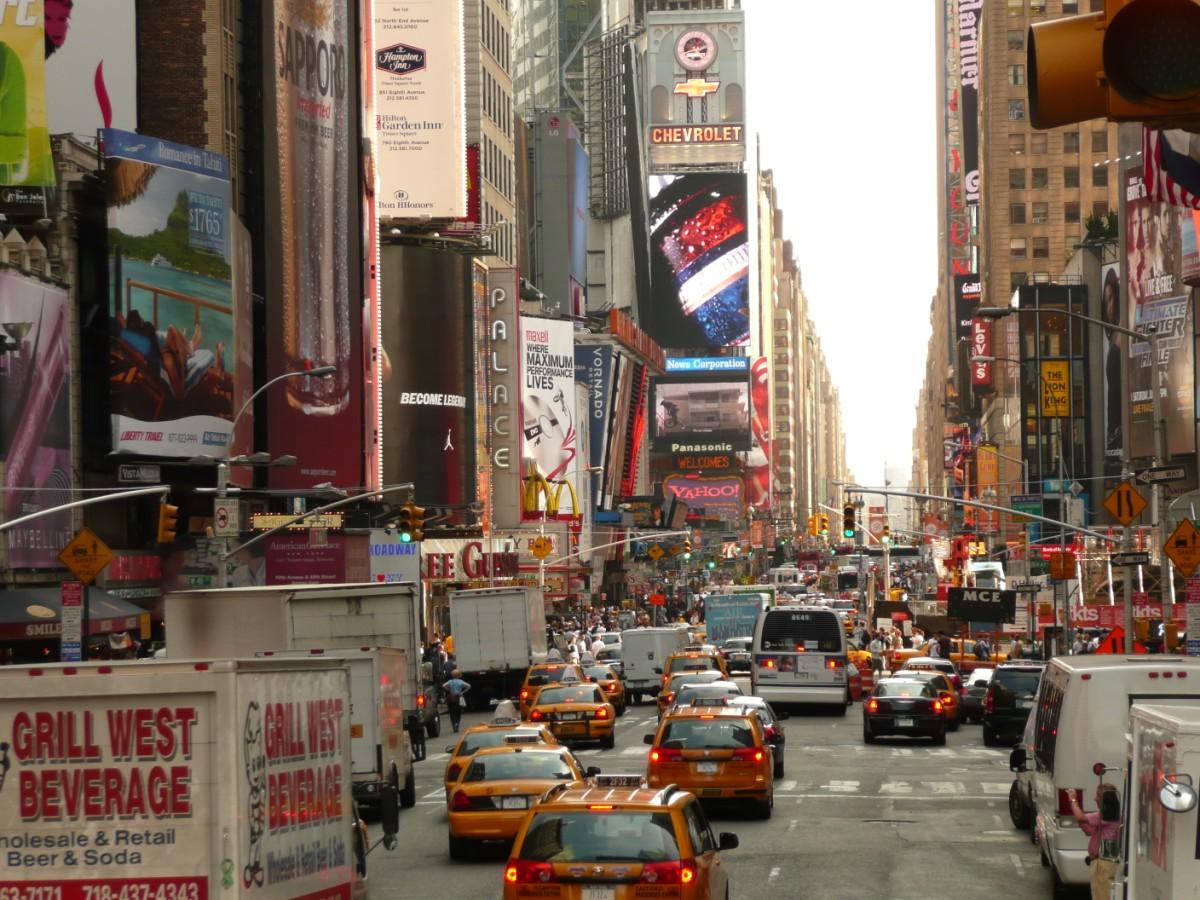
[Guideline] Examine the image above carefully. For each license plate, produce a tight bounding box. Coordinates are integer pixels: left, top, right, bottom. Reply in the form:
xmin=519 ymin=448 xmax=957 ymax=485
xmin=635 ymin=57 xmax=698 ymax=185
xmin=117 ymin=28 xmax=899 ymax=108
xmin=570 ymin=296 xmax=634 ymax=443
xmin=558 ymin=724 xmax=585 ymax=735
xmin=696 ymin=762 xmax=719 ymax=774
xmin=582 ymin=888 xmax=615 ymax=900
xmin=559 ymin=711 xmax=579 ymax=721
xmin=896 ymin=718 xmax=914 ymax=728
xmin=501 ymin=796 xmax=528 ymax=810
xmin=1018 ymin=699 xmax=1033 ymax=709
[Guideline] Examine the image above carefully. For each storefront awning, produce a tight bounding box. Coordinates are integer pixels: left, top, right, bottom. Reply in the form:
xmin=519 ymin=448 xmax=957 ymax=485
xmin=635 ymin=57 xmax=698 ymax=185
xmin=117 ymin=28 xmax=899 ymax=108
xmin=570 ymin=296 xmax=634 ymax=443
xmin=0 ymin=588 xmax=150 ymax=640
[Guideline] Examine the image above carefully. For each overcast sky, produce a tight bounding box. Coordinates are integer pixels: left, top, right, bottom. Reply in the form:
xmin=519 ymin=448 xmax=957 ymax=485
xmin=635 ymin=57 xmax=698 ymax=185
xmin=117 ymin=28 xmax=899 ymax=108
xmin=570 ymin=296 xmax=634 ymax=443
xmin=744 ymin=1 xmax=937 ymax=494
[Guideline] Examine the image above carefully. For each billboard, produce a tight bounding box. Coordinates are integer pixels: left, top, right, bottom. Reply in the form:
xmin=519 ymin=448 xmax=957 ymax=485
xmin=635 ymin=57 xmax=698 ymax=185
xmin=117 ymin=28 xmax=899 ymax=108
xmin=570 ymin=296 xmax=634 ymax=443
xmin=957 ymin=0 xmax=981 ymax=211
xmin=487 ymin=267 xmax=522 ymax=527
xmin=103 ymin=129 xmax=236 ymax=458
xmin=1125 ymin=167 xmax=1194 ymax=458
xmin=374 ymin=0 xmax=466 ymax=218
xmin=265 ymin=0 xmax=363 ymax=489
xmin=664 ymin=356 xmax=749 ymax=374
xmin=645 ymin=10 xmax=746 ymax=169
xmin=663 ymin=474 xmax=743 ymax=522
xmin=0 ymin=273 xmax=71 ymax=568
xmin=645 ymin=173 xmax=750 ymax=349
xmin=0 ymin=0 xmax=54 ymax=212
xmin=575 ymin=344 xmax=616 ymax=491
xmin=45 ymin=0 xmax=137 ymax=136
xmin=1101 ymin=262 xmax=1124 ymax=477
xmin=381 ymin=245 xmax=475 ymax=508
xmin=1039 ymin=360 xmax=1070 ymax=417
xmin=742 ymin=356 xmax=770 ymax=510
xmin=534 ymin=114 xmax=588 ymax=316
xmin=520 ymin=316 xmax=580 ymax=518
xmin=976 ymin=444 xmax=1000 ymax=533
xmin=651 ymin=374 xmax=751 ymax=452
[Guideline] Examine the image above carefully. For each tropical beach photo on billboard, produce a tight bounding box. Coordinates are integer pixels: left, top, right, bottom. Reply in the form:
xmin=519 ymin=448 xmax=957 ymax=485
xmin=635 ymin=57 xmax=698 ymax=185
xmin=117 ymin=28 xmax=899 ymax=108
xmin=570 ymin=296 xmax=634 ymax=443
xmin=103 ymin=129 xmax=235 ymax=458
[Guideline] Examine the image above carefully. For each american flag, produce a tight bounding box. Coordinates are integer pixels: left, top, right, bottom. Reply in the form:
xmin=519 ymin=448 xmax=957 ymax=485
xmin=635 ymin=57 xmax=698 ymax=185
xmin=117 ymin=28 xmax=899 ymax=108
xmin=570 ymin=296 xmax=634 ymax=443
xmin=1144 ymin=127 xmax=1200 ymax=209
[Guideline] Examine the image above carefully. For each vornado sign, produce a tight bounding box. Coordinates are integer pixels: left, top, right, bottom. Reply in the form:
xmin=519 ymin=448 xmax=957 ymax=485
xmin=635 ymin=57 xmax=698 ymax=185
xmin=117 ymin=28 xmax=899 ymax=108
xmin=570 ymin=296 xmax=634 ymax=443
xmin=487 ymin=267 xmax=521 ymax=527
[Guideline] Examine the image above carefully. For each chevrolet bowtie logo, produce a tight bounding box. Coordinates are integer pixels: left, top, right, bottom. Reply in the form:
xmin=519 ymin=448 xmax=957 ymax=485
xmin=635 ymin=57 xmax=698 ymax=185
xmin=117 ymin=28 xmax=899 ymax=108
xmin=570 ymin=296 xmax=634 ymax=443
xmin=674 ymin=78 xmax=719 ymax=98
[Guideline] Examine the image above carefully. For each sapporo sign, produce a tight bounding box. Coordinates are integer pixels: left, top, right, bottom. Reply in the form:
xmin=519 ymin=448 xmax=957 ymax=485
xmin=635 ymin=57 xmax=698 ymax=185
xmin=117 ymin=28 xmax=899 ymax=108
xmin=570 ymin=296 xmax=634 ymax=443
xmin=946 ymin=587 xmax=1018 ymax=624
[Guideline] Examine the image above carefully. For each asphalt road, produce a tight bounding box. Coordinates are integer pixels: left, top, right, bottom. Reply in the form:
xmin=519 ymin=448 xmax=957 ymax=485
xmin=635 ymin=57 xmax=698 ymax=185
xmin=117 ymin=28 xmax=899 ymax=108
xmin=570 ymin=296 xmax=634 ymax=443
xmin=365 ymin=682 xmax=1056 ymax=899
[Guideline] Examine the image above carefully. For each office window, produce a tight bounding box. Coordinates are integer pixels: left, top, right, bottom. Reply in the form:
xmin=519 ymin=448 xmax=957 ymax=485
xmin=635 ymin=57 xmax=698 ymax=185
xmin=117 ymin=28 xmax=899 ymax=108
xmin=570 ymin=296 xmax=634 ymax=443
xmin=1065 ymin=201 xmax=1081 ymax=223
xmin=1031 ymin=0 xmax=1046 ymax=11
xmin=1032 ymin=168 xmax=1048 ymax=188
xmin=1011 ymin=272 xmax=1028 ymax=290
xmin=1010 ymin=134 xmax=1026 ymax=154
xmin=1094 ymin=200 xmax=1110 ymax=219
xmin=1008 ymin=30 xmax=1024 ymax=51
xmin=1090 ymin=0 xmax=1103 ymax=9
xmin=1032 ymin=237 xmax=1050 ymax=258
xmin=1032 ymin=202 xmax=1048 ymax=223
xmin=1064 ymin=166 xmax=1080 ymax=188
xmin=1008 ymin=65 xmax=1025 ymax=86
xmin=1009 ymin=100 xmax=1026 ymax=121
xmin=1031 ymin=133 xmax=1048 ymax=154
xmin=1092 ymin=165 xmax=1108 ymax=187
xmin=1008 ymin=0 xmax=1023 ymax=14
xmin=1063 ymin=0 xmax=1078 ymax=11
xmin=1010 ymin=203 xmax=1026 ymax=225
xmin=1011 ymin=238 xmax=1027 ymax=259
xmin=1092 ymin=130 xmax=1108 ymax=153
xmin=1010 ymin=168 xmax=1026 ymax=189
xmin=1063 ymin=131 xmax=1080 ymax=153
xmin=1033 ymin=272 xmax=1051 ymax=283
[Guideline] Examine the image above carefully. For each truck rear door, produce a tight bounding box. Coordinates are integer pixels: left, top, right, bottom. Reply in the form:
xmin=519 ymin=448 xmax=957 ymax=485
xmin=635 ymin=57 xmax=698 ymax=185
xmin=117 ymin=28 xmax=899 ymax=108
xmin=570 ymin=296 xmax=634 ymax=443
xmin=348 ymin=657 xmax=379 ymax=779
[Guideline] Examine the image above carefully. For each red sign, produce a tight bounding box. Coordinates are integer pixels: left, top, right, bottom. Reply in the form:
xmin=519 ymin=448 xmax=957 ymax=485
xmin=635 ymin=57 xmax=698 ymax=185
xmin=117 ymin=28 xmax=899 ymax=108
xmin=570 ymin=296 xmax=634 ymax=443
xmin=648 ymin=593 xmax=666 ymax=607
xmin=608 ymin=309 xmax=666 ymax=372
xmin=1037 ymin=603 xmax=1188 ymax=628
xmin=102 ymin=554 xmax=163 ymax=583
xmin=971 ymin=318 xmax=992 ymax=387
xmin=663 ymin=474 xmax=743 ymax=521
xmin=60 ymin=581 xmax=83 ymax=607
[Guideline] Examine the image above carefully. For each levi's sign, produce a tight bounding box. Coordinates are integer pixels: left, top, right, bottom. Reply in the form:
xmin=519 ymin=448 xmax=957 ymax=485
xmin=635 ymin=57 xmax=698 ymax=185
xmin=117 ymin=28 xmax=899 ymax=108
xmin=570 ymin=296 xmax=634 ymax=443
xmin=946 ymin=587 xmax=1017 ymax=624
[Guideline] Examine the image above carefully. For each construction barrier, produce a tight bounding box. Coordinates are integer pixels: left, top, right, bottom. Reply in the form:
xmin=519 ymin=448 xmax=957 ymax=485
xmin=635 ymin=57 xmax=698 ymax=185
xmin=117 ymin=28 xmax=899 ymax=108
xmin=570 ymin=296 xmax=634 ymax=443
xmin=858 ymin=668 xmax=875 ymax=696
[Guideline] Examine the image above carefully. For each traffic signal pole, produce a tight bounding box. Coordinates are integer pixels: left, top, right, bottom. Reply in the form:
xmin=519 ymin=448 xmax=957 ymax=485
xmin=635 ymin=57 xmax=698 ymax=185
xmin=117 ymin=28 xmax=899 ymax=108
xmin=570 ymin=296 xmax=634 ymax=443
xmin=0 ymin=486 xmax=171 ymax=533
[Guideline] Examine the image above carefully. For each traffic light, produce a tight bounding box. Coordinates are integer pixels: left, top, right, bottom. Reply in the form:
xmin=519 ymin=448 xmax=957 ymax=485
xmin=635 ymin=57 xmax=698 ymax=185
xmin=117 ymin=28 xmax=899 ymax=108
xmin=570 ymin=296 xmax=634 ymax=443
xmin=807 ymin=514 xmax=817 ymax=536
xmin=820 ymin=513 xmax=829 ymax=536
xmin=881 ymin=524 xmax=891 ymax=546
xmin=1028 ymin=0 xmax=1200 ymax=130
xmin=842 ymin=504 xmax=856 ymax=540
xmin=395 ymin=502 xmax=426 ymax=542
xmin=156 ymin=501 xmax=179 ymax=543
xmin=683 ymin=540 xmax=692 ymax=560
xmin=706 ymin=558 xmax=716 ymax=570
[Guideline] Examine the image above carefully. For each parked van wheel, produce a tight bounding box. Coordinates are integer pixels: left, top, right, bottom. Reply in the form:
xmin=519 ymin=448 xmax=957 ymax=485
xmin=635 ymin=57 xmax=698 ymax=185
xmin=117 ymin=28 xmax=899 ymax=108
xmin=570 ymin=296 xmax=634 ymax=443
xmin=399 ymin=768 xmax=416 ymax=809
xmin=1008 ymin=781 xmax=1030 ymax=829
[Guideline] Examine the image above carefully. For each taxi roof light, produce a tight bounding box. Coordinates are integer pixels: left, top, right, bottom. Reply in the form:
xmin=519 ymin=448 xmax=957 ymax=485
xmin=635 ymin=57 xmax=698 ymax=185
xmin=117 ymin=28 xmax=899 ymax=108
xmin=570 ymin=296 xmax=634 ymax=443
xmin=593 ymin=774 xmax=643 ymax=787
xmin=489 ymin=715 xmax=521 ymax=726
xmin=504 ymin=733 xmax=543 ymax=745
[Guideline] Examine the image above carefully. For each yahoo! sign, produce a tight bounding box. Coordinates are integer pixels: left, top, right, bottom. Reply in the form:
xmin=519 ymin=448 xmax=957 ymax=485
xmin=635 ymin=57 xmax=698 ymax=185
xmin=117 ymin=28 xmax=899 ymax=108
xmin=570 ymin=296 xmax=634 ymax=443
xmin=663 ymin=475 xmax=742 ymax=521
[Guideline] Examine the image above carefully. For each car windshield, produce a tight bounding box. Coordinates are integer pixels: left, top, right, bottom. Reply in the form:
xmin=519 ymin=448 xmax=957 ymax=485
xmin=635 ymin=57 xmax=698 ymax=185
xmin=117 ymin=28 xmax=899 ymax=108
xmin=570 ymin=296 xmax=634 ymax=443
xmin=598 ymin=649 xmax=621 ymax=660
xmin=601 ymin=634 xmax=621 ymax=645
xmin=537 ymin=685 xmax=603 ymax=704
xmin=676 ymin=684 xmax=741 ymax=704
xmin=759 ymin=609 xmax=843 ymax=652
xmin=668 ymin=671 xmax=723 ymax=689
xmin=459 ymin=729 xmax=528 ymax=755
xmin=660 ymin=718 xmax=756 ymax=749
xmin=897 ymin=672 xmax=950 ymax=691
xmin=993 ymin=670 xmax=1041 ymax=697
xmin=527 ymin=667 xmax=573 ymax=687
xmin=463 ymin=752 xmax=576 ymax=782
xmin=876 ymin=681 xmax=935 ymax=698
xmin=723 ymin=638 xmax=751 ymax=649
xmin=518 ymin=812 xmax=680 ymax=863
xmin=583 ymin=666 xmax=614 ymax=680
xmin=668 ymin=656 xmax=717 ymax=674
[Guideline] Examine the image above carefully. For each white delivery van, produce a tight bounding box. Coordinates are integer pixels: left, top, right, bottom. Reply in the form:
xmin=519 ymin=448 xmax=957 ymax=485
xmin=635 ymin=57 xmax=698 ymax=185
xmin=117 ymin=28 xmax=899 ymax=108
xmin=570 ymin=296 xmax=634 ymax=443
xmin=621 ymin=625 xmax=690 ymax=704
xmin=0 ymin=658 xmax=398 ymax=898
xmin=1119 ymin=703 xmax=1200 ymax=899
xmin=1026 ymin=656 xmax=1200 ymax=891
xmin=257 ymin=647 xmax=416 ymax=809
xmin=448 ymin=587 xmax=547 ymax=709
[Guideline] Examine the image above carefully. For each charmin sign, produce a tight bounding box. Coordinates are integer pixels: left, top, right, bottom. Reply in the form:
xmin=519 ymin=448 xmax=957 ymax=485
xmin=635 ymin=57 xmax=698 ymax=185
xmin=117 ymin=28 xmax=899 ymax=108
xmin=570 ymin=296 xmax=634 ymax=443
xmin=487 ymin=268 xmax=521 ymax=527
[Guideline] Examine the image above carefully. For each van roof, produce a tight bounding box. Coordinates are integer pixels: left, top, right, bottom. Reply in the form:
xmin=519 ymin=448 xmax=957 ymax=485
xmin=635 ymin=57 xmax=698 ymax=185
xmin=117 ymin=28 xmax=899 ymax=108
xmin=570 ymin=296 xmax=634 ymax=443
xmin=1132 ymin=703 xmax=1200 ymax=733
xmin=1051 ymin=656 xmax=1200 ymax=675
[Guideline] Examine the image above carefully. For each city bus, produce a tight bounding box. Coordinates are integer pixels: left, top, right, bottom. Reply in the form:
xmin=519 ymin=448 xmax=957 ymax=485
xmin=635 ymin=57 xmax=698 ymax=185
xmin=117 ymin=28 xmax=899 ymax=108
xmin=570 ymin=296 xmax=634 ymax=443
xmin=750 ymin=605 xmax=850 ymax=714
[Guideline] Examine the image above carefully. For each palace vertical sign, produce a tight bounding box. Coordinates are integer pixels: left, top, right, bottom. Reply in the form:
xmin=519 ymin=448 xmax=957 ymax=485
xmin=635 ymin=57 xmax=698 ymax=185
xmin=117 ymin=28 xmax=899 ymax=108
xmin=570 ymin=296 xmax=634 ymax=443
xmin=487 ymin=268 xmax=521 ymax=527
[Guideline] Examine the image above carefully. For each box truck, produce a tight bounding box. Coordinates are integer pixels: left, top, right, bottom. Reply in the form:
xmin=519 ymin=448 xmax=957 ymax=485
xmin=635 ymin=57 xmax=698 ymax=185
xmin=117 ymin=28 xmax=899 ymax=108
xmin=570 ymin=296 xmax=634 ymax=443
xmin=164 ymin=582 xmax=443 ymax=738
xmin=620 ymin=625 xmax=690 ymax=704
xmin=447 ymin=587 xmax=547 ymax=710
xmin=0 ymin=658 xmax=398 ymax=898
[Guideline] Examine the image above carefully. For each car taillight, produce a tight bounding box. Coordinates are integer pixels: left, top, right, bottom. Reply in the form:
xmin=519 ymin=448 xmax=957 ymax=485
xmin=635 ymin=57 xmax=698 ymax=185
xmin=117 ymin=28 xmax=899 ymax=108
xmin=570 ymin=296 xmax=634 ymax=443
xmin=520 ymin=689 xmax=530 ymax=701
xmin=732 ymin=748 xmax=765 ymax=762
xmin=867 ymin=699 xmax=879 ymax=713
xmin=530 ymin=709 xmax=544 ymax=721
xmin=640 ymin=859 xmax=696 ymax=884
xmin=984 ymin=690 xmax=995 ymax=714
xmin=826 ymin=656 xmax=846 ymax=669
xmin=952 ymin=675 xmax=962 ymax=691
xmin=763 ymin=725 xmax=777 ymax=740
xmin=504 ymin=859 xmax=554 ymax=884
xmin=1057 ymin=789 xmax=1081 ymax=816
xmin=649 ymin=747 xmax=683 ymax=763
xmin=663 ymin=692 xmax=675 ymax=705
xmin=595 ymin=707 xmax=609 ymax=719
xmin=940 ymin=692 xmax=954 ymax=705
xmin=446 ymin=763 xmax=461 ymax=782
xmin=451 ymin=790 xmax=472 ymax=811
xmin=932 ymin=700 xmax=943 ymax=713
xmin=417 ymin=693 xmax=426 ymax=708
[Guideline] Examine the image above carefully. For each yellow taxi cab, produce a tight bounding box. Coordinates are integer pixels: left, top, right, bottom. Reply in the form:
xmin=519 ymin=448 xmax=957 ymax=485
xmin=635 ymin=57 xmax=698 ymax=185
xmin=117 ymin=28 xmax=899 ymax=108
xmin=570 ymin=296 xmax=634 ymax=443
xmin=892 ymin=667 xmax=962 ymax=730
xmin=661 ymin=650 xmax=728 ymax=692
xmin=885 ymin=646 xmax=923 ymax=672
xmin=503 ymin=774 xmax=739 ymax=900
xmin=519 ymin=661 xmax=585 ymax=719
xmin=657 ymin=669 xmax=728 ymax=718
xmin=581 ymin=663 xmax=627 ymax=715
xmin=644 ymin=703 xmax=774 ymax=818
xmin=447 ymin=734 xmax=591 ymax=860
xmin=528 ymin=679 xmax=617 ymax=749
xmin=442 ymin=705 xmax=557 ymax=799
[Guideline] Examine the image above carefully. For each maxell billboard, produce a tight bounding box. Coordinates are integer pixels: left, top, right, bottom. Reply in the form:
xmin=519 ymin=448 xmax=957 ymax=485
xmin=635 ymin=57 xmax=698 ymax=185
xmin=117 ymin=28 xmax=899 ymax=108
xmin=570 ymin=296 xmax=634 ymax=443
xmin=487 ymin=267 xmax=522 ymax=527
xmin=374 ymin=0 xmax=466 ymax=218
xmin=520 ymin=317 xmax=581 ymax=520
xmin=645 ymin=10 xmax=746 ymax=170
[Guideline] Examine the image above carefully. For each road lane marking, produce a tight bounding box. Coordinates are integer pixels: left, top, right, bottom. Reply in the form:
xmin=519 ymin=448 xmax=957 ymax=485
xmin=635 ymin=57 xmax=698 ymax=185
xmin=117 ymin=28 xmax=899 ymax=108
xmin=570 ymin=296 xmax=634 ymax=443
xmin=423 ymin=753 xmax=449 ymax=763
xmin=622 ymin=746 xmax=649 ymax=755
xmin=787 ymin=819 xmax=798 ymax=833
xmin=820 ymin=780 xmax=860 ymax=793
xmin=889 ymin=748 xmax=913 ymax=757
xmin=767 ymin=867 xmax=781 ymax=884
xmin=779 ymin=780 xmax=797 ymax=791
xmin=576 ymin=749 xmax=602 ymax=756
xmin=922 ymin=781 xmax=965 ymax=794
xmin=1010 ymin=853 xmax=1025 ymax=876
xmin=982 ymin=782 xmax=1011 ymax=795
xmin=422 ymin=789 xmax=444 ymax=800
xmin=880 ymin=781 xmax=913 ymax=794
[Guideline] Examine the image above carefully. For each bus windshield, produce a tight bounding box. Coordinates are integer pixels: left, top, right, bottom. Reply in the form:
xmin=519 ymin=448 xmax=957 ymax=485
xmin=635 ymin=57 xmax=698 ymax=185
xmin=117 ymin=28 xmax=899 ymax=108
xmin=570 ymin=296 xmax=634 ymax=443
xmin=758 ymin=609 xmax=843 ymax=653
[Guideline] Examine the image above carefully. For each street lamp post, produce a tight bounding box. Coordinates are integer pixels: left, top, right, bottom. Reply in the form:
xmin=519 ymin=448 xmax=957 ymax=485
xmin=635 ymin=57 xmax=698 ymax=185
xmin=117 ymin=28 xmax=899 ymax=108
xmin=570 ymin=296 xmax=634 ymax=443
xmin=214 ymin=366 xmax=336 ymax=588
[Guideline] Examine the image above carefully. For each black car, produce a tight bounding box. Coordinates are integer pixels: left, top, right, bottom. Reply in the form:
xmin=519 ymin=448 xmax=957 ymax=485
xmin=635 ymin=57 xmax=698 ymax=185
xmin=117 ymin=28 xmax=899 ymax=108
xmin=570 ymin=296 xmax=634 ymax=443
xmin=960 ymin=667 xmax=995 ymax=724
xmin=720 ymin=637 xmax=753 ymax=673
xmin=863 ymin=678 xmax=947 ymax=745
xmin=728 ymin=696 xmax=788 ymax=777
xmin=981 ymin=662 xmax=1045 ymax=746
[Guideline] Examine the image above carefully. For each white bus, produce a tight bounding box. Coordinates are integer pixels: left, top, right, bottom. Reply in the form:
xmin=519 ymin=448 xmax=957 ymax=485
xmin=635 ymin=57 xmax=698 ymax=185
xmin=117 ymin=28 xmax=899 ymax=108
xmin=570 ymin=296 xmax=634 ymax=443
xmin=750 ymin=605 xmax=850 ymax=714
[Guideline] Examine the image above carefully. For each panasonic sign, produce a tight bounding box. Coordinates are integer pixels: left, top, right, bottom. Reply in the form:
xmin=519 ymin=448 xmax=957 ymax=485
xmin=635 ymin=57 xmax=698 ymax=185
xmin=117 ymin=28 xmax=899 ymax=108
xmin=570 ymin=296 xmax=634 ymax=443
xmin=670 ymin=442 xmax=734 ymax=453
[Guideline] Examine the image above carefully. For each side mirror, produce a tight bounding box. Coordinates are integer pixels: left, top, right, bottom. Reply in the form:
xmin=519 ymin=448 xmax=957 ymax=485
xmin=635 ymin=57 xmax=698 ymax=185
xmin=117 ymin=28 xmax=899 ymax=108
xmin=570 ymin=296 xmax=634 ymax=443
xmin=718 ymin=832 xmax=739 ymax=851
xmin=1009 ymin=747 xmax=1027 ymax=773
xmin=653 ymin=667 xmax=663 ymax=674
xmin=1159 ymin=776 xmax=1198 ymax=814
xmin=445 ymin=745 xmax=456 ymax=754
xmin=778 ymin=711 xmax=790 ymax=720
xmin=643 ymin=733 xmax=655 ymax=745
xmin=586 ymin=766 xmax=601 ymax=778
xmin=379 ymin=784 xmax=400 ymax=849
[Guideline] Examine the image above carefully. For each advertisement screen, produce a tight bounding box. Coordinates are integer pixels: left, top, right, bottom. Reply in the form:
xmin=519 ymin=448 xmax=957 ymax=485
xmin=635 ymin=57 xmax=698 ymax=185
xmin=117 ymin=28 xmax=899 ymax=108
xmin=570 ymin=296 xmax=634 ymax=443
xmin=265 ymin=0 xmax=363 ymax=489
xmin=663 ymin=474 xmax=743 ymax=522
xmin=1125 ymin=167 xmax=1194 ymax=458
xmin=103 ymin=129 xmax=236 ymax=458
xmin=520 ymin=317 xmax=581 ymax=518
xmin=742 ymin=356 xmax=770 ymax=510
xmin=1100 ymin=262 xmax=1123 ymax=477
xmin=381 ymin=245 xmax=475 ymax=509
xmin=651 ymin=374 xmax=750 ymax=452
xmin=0 ymin=274 xmax=71 ymax=568
xmin=645 ymin=173 xmax=750 ymax=349
xmin=0 ymin=1 xmax=54 ymax=213
xmin=45 ymin=0 xmax=137 ymax=135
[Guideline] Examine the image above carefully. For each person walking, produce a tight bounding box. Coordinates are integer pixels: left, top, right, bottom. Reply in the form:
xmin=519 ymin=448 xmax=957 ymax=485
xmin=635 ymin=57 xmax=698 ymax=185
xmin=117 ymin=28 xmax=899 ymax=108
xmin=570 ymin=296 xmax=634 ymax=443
xmin=442 ymin=670 xmax=472 ymax=733
xmin=1069 ymin=785 xmax=1121 ymax=900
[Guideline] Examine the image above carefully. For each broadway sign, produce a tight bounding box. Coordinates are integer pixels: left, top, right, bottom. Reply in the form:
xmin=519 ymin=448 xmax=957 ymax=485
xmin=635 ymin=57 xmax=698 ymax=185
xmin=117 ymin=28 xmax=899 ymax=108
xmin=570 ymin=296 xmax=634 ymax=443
xmin=946 ymin=587 xmax=1018 ymax=624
